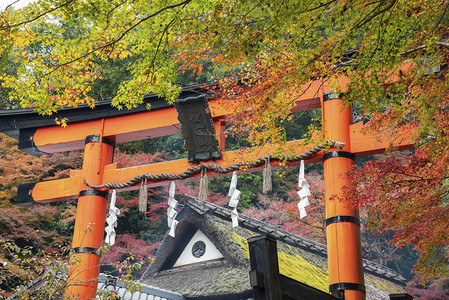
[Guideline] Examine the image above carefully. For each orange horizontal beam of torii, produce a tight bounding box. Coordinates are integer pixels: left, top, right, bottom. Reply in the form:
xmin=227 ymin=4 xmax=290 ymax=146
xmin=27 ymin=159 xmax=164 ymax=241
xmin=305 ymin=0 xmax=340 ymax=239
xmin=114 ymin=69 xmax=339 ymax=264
xmin=19 ymin=121 xmax=415 ymax=205
xmin=20 ymin=79 xmax=327 ymax=154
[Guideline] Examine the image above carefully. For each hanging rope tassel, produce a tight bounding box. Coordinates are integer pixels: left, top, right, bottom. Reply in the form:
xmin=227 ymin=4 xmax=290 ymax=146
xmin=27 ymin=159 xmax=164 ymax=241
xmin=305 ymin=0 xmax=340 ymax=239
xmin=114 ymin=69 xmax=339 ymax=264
xmin=198 ymin=169 xmax=208 ymax=202
xmin=263 ymin=157 xmax=272 ymax=194
xmin=138 ymin=177 xmax=148 ymax=213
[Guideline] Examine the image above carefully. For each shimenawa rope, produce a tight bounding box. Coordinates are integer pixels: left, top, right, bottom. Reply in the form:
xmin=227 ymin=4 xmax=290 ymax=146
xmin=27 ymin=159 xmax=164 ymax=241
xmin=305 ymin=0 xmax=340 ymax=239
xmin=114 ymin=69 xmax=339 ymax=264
xmin=84 ymin=140 xmax=344 ymax=190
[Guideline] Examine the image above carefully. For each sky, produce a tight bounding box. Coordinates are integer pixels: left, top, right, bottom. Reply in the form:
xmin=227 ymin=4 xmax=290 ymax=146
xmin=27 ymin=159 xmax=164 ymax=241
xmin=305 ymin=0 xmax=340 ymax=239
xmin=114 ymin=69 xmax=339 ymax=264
xmin=0 ymin=0 xmax=36 ymax=11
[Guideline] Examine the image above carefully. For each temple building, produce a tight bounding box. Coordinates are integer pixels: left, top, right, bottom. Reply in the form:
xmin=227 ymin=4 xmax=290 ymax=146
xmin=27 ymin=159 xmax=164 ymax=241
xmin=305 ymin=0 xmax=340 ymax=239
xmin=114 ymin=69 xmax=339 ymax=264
xmin=139 ymin=198 xmax=406 ymax=300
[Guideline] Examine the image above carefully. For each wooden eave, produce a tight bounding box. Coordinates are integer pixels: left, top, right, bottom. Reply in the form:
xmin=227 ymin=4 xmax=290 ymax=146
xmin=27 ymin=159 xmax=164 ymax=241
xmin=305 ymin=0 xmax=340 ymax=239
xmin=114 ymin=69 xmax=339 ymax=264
xmin=0 ymin=84 xmax=214 ymax=155
xmin=0 ymin=79 xmax=322 ymax=155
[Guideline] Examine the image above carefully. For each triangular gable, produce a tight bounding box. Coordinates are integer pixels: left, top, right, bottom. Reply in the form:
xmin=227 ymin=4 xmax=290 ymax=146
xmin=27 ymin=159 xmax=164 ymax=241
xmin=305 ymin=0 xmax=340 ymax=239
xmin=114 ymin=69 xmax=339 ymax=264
xmin=173 ymin=229 xmax=224 ymax=268
xmin=143 ymin=204 xmax=246 ymax=277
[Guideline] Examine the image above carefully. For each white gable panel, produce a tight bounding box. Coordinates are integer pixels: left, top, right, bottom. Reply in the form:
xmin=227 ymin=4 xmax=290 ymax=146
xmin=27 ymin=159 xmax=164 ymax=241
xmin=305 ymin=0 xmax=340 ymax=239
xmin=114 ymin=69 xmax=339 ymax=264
xmin=173 ymin=230 xmax=223 ymax=267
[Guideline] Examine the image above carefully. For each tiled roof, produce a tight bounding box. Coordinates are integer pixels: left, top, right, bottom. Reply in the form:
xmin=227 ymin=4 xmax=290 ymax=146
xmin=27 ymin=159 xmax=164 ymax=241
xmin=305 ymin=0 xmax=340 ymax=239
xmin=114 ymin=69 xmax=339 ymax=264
xmin=97 ymin=275 xmax=185 ymax=300
xmin=6 ymin=274 xmax=185 ymax=300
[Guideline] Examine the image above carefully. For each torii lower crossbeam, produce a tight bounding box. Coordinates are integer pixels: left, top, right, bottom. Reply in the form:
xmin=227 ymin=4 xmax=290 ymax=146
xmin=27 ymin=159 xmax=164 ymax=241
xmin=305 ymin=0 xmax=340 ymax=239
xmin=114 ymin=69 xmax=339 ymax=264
xmin=18 ymin=121 xmax=414 ymax=204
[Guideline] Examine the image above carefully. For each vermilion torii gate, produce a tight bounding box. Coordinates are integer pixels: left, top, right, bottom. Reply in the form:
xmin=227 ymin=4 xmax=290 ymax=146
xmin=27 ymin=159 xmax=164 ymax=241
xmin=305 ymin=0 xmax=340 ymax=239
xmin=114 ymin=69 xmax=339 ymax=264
xmin=0 ymin=78 xmax=415 ymax=300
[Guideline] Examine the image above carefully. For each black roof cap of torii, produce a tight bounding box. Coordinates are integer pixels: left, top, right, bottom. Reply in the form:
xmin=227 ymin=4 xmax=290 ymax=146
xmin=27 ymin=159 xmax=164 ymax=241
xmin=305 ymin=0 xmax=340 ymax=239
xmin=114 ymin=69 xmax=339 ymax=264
xmin=0 ymin=81 xmax=218 ymax=147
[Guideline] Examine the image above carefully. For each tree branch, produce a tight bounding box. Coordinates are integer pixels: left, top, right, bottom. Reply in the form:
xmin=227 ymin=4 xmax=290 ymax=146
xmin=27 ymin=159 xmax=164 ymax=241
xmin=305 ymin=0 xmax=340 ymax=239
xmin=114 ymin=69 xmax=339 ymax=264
xmin=302 ymin=0 xmax=338 ymax=14
xmin=399 ymin=41 xmax=449 ymax=56
xmin=0 ymin=0 xmax=75 ymax=30
xmin=353 ymin=0 xmax=397 ymax=30
xmin=28 ymin=0 xmax=192 ymax=88
xmin=2 ymin=0 xmax=19 ymax=12
xmin=431 ymin=0 xmax=449 ymax=35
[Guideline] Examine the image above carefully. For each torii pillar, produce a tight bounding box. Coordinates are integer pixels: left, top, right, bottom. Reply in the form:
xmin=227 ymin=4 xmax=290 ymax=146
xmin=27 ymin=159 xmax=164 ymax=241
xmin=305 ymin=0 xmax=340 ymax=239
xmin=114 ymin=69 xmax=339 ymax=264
xmin=65 ymin=134 xmax=115 ymax=299
xmin=322 ymin=92 xmax=365 ymax=300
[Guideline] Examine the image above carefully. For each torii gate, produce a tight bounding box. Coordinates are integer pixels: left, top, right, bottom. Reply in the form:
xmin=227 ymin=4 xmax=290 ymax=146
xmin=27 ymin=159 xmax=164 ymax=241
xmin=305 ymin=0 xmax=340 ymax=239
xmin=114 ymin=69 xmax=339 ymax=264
xmin=0 ymin=78 xmax=415 ymax=300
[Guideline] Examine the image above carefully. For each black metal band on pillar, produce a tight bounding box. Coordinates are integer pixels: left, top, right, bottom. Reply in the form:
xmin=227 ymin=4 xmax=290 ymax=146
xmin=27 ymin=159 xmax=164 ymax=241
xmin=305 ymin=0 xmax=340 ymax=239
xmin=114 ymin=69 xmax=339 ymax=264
xmin=323 ymin=91 xmax=344 ymax=102
xmin=323 ymin=151 xmax=356 ymax=162
xmin=329 ymin=283 xmax=366 ymax=293
xmin=79 ymin=189 xmax=108 ymax=199
xmin=325 ymin=216 xmax=361 ymax=226
xmin=16 ymin=182 xmax=37 ymax=206
xmin=85 ymin=134 xmax=115 ymax=147
xmin=73 ymin=247 xmax=101 ymax=256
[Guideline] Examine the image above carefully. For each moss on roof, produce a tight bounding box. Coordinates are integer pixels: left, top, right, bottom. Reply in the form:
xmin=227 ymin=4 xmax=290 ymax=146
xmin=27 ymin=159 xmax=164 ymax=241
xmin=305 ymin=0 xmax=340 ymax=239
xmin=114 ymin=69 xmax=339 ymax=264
xmin=278 ymin=248 xmax=328 ymax=292
xmin=365 ymin=274 xmax=404 ymax=299
xmin=231 ymin=228 xmax=329 ymax=292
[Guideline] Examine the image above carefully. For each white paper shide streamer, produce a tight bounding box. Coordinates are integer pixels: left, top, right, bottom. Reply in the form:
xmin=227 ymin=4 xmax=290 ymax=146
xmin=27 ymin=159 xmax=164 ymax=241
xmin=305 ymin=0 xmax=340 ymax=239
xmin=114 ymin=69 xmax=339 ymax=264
xmin=167 ymin=181 xmax=179 ymax=237
xmin=105 ymin=190 xmax=120 ymax=245
xmin=227 ymin=171 xmax=240 ymax=227
xmin=297 ymin=160 xmax=311 ymax=219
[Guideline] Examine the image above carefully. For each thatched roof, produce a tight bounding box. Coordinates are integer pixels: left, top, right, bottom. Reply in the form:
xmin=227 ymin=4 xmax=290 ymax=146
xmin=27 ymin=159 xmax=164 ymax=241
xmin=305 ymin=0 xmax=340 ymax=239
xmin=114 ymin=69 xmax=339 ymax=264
xmin=141 ymin=199 xmax=406 ymax=300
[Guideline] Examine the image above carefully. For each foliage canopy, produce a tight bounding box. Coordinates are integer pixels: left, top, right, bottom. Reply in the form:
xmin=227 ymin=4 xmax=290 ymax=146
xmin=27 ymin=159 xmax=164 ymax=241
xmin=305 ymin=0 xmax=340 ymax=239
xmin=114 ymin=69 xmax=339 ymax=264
xmin=1 ymin=0 xmax=449 ymax=282
xmin=1 ymin=1 xmax=447 ymax=127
